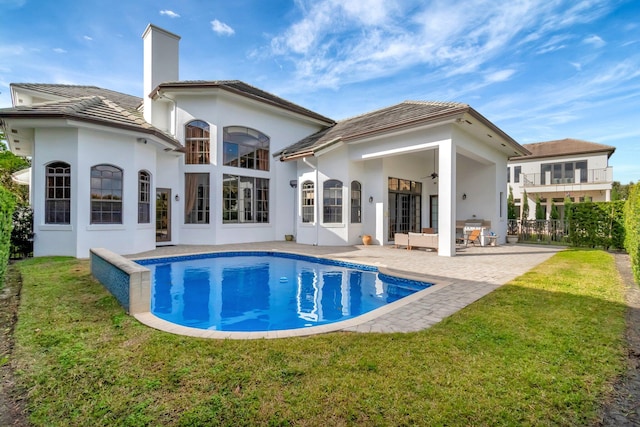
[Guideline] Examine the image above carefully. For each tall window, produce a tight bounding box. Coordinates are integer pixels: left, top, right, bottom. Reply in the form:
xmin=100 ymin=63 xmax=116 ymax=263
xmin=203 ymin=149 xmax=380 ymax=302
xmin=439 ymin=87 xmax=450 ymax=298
xmin=138 ymin=171 xmax=151 ymax=224
xmin=185 ymin=120 xmax=210 ymax=164
xmin=185 ymin=173 xmax=210 ymax=224
xmin=507 ymin=167 xmax=511 ymax=183
xmin=301 ymin=181 xmax=314 ymax=223
xmin=514 ymin=166 xmax=521 ymax=183
xmin=222 ymin=174 xmax=269 ymax=223
xmin=45 ymin=161 xmax=71 ymax=224
xmin=91 ymin=164 xmax=123 ymax=224
xmin=351 ymin=181 xmax=361 ymax=223
xmin=323 ymin=179 xmax=343 ymax=223
xmin=223 ymin=126 xmax=270 ymax=171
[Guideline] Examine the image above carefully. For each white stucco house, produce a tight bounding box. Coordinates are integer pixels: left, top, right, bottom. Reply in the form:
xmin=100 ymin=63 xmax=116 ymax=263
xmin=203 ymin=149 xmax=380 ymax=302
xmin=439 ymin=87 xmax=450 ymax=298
xmin=507 ymin=138 xmax=615 ymax=220
xmin=0 ymin=24 xmax=529 ymax=258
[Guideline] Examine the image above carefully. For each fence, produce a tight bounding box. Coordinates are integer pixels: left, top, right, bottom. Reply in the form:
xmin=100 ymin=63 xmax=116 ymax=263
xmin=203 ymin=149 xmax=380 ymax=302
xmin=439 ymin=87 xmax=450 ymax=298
xmin=508 ymin=219 xmax=569 ymax=244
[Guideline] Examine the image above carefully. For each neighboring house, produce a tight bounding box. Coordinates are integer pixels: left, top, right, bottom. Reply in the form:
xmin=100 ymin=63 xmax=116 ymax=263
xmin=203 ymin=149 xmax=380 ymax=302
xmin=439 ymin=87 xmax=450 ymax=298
xmin=507 ymin=138 xmax=615 ymax=220
xmin=0 ymin=24 xmax=529 ymax=258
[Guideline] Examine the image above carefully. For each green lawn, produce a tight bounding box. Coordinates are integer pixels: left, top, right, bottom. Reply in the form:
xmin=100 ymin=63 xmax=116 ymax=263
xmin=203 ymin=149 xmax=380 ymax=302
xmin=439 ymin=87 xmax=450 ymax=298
xmin=11 ymin=249 xmax=627 ymax=426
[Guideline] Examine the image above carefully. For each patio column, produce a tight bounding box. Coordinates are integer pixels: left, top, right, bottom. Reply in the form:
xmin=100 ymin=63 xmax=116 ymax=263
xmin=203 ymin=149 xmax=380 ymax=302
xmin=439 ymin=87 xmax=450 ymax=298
xmin=438 ymin=139 xmax=456 ymax=257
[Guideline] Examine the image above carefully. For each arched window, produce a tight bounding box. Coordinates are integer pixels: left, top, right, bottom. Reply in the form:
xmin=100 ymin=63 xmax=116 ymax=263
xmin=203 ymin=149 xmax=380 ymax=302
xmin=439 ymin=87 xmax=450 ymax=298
xmin=301 ymin=181 xmax=314 ymax=223
xmin=185 ymin=120 xmax=210 ymax=164
xmin=91 ymin=164 xmax=123 ymax=224
xmin=138 ymin=170 xmax=151 ymax=224
xmin=323 ymin=179 xmax=343 ymax=223
xmin=351 ymin=181 xmax=361 ymax=223
xmin=223 ymin=126 xmax=270 ymax=171
xmin=45 ymin=161 xmax=71 ymax=224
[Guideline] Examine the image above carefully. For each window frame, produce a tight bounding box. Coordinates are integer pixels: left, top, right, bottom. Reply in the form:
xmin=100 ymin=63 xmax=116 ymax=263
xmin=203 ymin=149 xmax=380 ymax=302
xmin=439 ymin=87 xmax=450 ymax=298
xmin=184 ymin=173 xmax=210 ymax=224
xmin=185 ymin=120 xmax=211 ymax=165
xmin=90 ymin=164 xmax=123 ymax=225
xmin=138 ymin=170 xmax=151 ymax=224
xmin=222 ymin=174 xmax=270 ymax=224
xmin=350 ymin=180 xmax=361 ymax=224
xmin=223 ymin=126 xmax=270 ymax=171
xmin=323 ymin=179 xmax=343 ymax=224
xmin=45 ymin=161 xmax=71 ymax=224
xmin=301 ymin=181 xmax=315 ymax=223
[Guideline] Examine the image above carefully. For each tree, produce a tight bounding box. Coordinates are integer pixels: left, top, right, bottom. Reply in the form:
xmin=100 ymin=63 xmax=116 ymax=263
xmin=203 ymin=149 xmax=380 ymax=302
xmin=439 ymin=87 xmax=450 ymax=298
xmin=507 ymin=186 xmax=516 ymax=220
xmin=535 ymin=195 xmax=545 ymax=220
xmin=612 ymin=181 xmax=634 ymax=201
xmin=550 ymin=201 xmax=560 ymax=220
xmin=521 ymin=190 xmax=530 ymax=221
xmin=0 ymin=129 xmax=30 ymax=205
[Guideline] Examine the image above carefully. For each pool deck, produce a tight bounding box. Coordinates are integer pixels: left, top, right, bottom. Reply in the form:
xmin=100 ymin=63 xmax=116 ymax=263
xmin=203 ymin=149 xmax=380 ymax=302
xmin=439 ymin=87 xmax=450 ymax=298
xmin=128 ymin=242 xmax=563 ymax=339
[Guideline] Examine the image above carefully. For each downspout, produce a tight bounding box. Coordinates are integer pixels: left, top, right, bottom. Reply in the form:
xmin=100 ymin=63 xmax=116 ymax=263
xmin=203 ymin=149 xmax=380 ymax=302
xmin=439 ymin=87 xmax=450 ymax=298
xmin=302 ymin=156 xmax=319 ymax=246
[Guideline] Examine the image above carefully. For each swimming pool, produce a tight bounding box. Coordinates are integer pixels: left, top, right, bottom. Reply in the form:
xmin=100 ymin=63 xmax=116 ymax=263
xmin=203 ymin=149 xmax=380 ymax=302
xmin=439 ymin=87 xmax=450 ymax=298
xmin=136 ymin=252 xmax=432 ymax=332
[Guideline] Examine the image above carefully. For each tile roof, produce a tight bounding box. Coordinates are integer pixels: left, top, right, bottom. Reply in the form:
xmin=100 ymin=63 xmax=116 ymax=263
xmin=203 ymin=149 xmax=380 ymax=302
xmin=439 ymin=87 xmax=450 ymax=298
xmin=511 ymin=138 xmax=616 ymax=160
xmin=11 ymin=83 xmax=142 ymax=110
xmin=1 ymin=84 xmax=181 ymax=149
xmin=278 ymin=101 xmax=514 ymax=159
xmin=152 ymin=80 xmax=335 ymax=125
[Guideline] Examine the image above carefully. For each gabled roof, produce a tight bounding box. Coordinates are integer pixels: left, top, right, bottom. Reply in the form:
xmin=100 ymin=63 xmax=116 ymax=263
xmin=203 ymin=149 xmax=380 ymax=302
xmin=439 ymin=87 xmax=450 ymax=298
xmin=278 ymin=101 xmax=525 ymax=160
xmin=152 ymin=80 xmax=335 ymax=125
xmin=1 ymin=84 xmax=181 ymax=149
xmin=511 ymin=138 xmax=616 ymax=161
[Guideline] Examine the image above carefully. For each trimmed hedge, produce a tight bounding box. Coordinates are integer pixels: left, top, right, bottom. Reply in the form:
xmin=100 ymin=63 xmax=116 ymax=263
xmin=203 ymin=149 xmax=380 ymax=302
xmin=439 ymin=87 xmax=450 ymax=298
xmin=625 ymin=184 xmax=640 ymax=283
xmin=567 ymin=200 xmax=625 ymax=250
xmin=0 ymin=185 xmax=16 ymax=287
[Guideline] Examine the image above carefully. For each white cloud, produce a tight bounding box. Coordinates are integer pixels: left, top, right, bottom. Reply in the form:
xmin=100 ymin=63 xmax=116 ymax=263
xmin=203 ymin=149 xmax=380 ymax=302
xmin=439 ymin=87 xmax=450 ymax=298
xmin=570 ymin=62 xmax=582 ymax=71
xmin=83 ymin=35 xmax=93 ymax=41
xmin=583 ymin=34 xmax=605 ymax=47
xmin=211 ymin=19 xmax=235 ymax=36
xmin=267 ymin=0 xmax=609 ymax=91
xmin=53 ymin=48 xmax=67 ymax=54
xmin=484 ymin=69 xmax=516 ymax=83
xmin=160 ymin=10 xmax=180 ymax=18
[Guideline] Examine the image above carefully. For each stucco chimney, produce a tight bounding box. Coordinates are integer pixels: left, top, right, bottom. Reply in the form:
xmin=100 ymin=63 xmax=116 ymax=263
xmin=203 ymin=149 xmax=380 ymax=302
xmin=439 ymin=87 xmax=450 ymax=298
xmin=142 ymin=24 xmax=180 ymax=124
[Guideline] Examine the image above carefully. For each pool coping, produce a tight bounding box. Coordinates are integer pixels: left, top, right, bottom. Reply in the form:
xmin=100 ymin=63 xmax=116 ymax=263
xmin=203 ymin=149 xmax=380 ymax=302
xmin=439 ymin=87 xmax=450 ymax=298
xmin=129 ymin=249 xmax=452 ymax=339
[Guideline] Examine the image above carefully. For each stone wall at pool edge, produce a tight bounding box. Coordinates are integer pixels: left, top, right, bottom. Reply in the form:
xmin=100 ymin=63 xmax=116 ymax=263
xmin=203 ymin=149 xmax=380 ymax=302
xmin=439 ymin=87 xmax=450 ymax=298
xmin=90 ymin=248 xmax=151 ymax=315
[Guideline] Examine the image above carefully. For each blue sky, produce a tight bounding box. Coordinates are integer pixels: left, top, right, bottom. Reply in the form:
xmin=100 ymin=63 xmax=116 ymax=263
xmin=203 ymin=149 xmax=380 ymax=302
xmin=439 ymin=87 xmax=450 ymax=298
xmin=1 ymin=0 xmax=639 ymax=183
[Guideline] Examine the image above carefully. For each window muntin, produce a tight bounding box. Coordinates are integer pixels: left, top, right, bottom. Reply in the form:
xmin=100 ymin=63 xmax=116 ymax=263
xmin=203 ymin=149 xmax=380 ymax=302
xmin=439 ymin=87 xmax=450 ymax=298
xmin=185 ymin=120 xmax=210 ymax=165
xmin=91 ymin=164 xmax=123 ymax=224
xmin=323 ymin=179 xmax=343 ymax=223
xmin=223 ymin=126 xmax=270 ymax=171
xmin=138 ymin=171 xmax=151 ymax=224
xmin=351 ymin=181 xmax=361 ymax=223
xmin=222 ymin=174 xmax=269 ymax=223
xmin=45 ymin=161 xmax=71 ymax=224
xmin=301 ymin=181 xmax=314 ymax=223
xmin=185 ymin=173 xmax=210 ymax=224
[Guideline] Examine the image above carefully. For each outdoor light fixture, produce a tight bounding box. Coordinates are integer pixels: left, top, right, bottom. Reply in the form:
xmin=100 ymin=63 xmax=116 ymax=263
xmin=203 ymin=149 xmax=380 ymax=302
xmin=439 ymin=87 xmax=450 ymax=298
xmin=462 ymin=193 xmax=467 ymax=200
xmin=175 ymin=194 xmax=180 ymax=201
xmin=289 ymin=180 xmax=298 ymax=188
xmin=369 ymin=196 xmax=374 ymax=203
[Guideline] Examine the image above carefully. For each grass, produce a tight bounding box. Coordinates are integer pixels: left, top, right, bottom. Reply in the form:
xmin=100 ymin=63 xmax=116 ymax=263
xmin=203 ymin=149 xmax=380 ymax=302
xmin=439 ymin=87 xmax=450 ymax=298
xmin=10 ymin=249 xmax=627 ymax=426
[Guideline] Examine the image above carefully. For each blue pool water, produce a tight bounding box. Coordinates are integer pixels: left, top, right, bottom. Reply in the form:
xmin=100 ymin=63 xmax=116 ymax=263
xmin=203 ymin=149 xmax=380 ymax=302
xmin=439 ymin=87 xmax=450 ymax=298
xmin=137 ymin=252 xmax=432 ymax=332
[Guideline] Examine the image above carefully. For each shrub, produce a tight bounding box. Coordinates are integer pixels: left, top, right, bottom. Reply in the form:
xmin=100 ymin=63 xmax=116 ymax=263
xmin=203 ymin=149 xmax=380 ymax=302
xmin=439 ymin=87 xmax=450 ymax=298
xmin=11 ymin=205 xmax=34 ymax=258
xmin=0 ymin=185 xmax=16 ymax=286
xmin=567 ymin=200 xmax=625 ymax=250
xmin=624 ymin=183 xmax=640 ymax=282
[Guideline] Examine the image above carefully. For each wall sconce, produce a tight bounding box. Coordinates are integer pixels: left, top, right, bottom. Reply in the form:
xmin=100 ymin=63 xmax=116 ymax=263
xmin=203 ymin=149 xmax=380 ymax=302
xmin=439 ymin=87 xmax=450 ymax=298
xmin=289 ymin=180 xmax=298 ymax=188
xmin=462 ymin=193 xmax=467 ymax=200
xmin=369 ymin=196 xmax=374 ymax=203
xmin=175 ymin=194 xmax=180 ymax=202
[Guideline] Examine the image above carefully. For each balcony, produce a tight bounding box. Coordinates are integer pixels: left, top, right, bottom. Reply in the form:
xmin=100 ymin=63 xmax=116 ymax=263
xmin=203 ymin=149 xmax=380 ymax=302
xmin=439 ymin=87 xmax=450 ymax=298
xmin=520 ymin=167 xmax=612 ymax=188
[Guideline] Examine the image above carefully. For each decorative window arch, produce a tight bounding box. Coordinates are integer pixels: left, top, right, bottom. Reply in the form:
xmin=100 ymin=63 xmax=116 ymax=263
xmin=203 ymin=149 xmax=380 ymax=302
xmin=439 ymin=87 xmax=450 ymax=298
xmin=138 ymin=170 xmax=151 ymax=223
xmin=90 ymin=164 xmax=123 ymax=224
xmin=351 ymin=181 xmax=361 ymax=223
xmin=45 ymin=161 xmax=71 ymax=224
xmin=185 ymin=120 xmax=210 ymax=164
xmin=323 ymin=179 xmax=343 ymax=223
xmin=223 ymin=126 xmax=270 ymax=171
xmin=301 ymin=181 xmax=314 ymax=223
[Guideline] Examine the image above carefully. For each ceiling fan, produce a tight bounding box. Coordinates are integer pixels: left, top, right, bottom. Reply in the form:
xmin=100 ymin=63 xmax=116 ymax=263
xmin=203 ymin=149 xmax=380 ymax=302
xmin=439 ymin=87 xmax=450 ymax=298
xmin=429 ymin=152 xmax=438 ymax=179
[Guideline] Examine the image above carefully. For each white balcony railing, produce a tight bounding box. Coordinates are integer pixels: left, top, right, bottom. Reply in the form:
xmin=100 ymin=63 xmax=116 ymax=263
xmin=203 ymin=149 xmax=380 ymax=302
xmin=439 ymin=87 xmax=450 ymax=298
xmin=520 ymin=168 xmax=612 ymax=187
